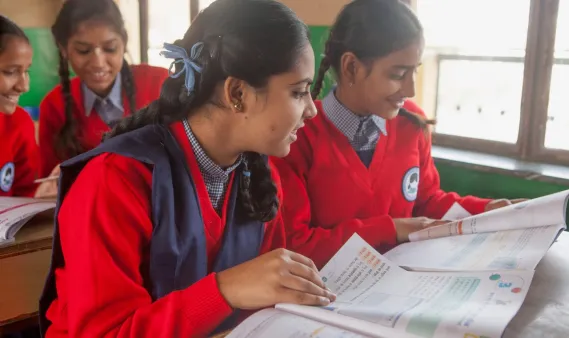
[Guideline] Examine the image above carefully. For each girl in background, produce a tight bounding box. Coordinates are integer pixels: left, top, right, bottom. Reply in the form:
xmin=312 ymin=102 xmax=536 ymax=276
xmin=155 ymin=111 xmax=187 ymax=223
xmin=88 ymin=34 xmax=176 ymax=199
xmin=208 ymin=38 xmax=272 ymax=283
xmin=38 ymin=0 xmax=168 ymax=180
xmin=273 ymin=0 xmax=522 ymax=268
xmin=0 ymin=15 xmax=38 ymax=197
xmin=39 ymin=0 xmax=331 ymax=337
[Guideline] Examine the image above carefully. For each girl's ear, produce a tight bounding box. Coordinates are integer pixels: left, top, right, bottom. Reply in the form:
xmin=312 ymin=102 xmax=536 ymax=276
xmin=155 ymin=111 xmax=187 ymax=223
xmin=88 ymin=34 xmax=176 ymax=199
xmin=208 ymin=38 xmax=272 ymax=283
xmin=339 ymin=51 xmax=365 ymax=85
xmin=223 ymin=76 xmax=247 ymax=113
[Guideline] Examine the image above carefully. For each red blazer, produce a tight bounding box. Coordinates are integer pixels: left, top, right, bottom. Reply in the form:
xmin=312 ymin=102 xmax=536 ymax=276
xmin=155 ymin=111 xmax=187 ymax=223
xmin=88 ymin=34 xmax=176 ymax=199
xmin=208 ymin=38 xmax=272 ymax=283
xmin=273 ymin=100 xmax=491 ymax=268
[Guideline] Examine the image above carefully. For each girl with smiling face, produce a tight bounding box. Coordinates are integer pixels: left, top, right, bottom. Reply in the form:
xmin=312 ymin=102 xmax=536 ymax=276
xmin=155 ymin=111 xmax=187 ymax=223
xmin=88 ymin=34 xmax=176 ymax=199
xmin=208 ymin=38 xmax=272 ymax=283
xmin=273 ymin=0 xmax=524 ymax=268
xmin=37 ymin=0 xmax=169 ymax=195
xmin=0 ymin=15 xmax=38 ymax=197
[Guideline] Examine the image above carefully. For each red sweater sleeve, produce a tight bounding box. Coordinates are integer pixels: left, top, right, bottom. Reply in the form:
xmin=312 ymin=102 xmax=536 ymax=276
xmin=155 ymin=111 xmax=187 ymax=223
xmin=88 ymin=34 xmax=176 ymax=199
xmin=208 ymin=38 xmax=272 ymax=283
xmin=274 ymin=142 xmax=396 ymax=269
xmin=405 ymin=102 xmax=491 ymax=219
xmin=49 ymin=153 xmax=232 ymax=337
xmin=39 ymin=92 xmax=63 ymax=178
xmin=12 ymin=108 xmax=39 ymax=197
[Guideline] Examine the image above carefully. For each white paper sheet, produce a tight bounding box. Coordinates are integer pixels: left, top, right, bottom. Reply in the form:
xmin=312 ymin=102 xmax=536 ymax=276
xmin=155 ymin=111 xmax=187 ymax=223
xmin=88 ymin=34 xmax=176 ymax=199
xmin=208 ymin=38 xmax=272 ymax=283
xmin=226 ymin=309 xmax=370 ymax=338
xmin=410 ymin=190 xmax=569 ymax=241
xmin=441 ymin=202 xmax=472 ymax=221
xmin=385 ymin=224 xmax=564 ymax=272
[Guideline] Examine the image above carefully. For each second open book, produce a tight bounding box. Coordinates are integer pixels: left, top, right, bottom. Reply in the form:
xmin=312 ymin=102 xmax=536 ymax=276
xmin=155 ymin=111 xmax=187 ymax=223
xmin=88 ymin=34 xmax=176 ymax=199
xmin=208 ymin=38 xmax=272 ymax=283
xmin=227 ymin=190 xmax=568 ymax=338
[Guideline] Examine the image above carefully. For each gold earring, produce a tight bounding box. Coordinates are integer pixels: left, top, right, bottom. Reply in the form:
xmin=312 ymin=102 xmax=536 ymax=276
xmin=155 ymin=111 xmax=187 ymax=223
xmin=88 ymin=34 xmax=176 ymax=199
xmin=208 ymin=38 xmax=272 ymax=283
xmin=234 ymin=101 xmax=244 ymax=111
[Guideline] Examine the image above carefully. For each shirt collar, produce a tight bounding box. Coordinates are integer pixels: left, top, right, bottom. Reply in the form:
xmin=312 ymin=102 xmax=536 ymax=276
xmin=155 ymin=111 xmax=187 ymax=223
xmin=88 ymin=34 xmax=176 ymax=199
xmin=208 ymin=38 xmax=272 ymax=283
xmin=322 ymin=90 xmax=387 ymax=141
xmin=82 ymin=75 xmax=124 ymax=116
xmin=182 ymin=119 xmax=243 ymax=179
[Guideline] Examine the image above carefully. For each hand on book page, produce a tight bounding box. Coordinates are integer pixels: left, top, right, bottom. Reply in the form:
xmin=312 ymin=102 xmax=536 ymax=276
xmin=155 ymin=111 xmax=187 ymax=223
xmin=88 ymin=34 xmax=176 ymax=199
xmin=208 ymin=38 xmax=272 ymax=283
xmin=394 ymin=217 xmax=450 ymax=243
xmin=226 ymin=309 xmax=370 ymax=338
xmin=409 ymin=190 xmax=569 ymax=242
xmin=216 ymin=249 xmax=335 ymax=310
xmin=293 ymin=234 xmax=534 ymax=338
xmin=385 ymin=223 xmax=565 ymax=272
xmin=485 ymin=198 xmax=528 ymax=212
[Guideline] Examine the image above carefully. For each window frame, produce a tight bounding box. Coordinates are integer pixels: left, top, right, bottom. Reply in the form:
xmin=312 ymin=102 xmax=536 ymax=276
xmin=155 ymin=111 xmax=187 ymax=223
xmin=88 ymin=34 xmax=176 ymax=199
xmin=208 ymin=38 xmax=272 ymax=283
xmin=138 ymin=0 xmax=199 ymax=63
xmin=421 ymin=0 xmax=566 ymax=165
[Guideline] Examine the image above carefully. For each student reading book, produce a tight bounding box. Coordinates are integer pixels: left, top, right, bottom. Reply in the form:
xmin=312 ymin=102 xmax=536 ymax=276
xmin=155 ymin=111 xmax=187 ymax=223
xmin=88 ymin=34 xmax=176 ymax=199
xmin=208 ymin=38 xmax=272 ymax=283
xmin=225 ymin=233 xmax=536 ymax=338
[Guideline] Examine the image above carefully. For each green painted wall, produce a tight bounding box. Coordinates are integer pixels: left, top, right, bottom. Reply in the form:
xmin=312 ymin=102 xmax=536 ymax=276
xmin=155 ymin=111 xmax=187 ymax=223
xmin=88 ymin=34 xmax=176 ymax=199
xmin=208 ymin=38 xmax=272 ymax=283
xmin=20 ymin=29 xmax=60 ymax=107
xmin=436 ymin=163 xmax=568 ymax=199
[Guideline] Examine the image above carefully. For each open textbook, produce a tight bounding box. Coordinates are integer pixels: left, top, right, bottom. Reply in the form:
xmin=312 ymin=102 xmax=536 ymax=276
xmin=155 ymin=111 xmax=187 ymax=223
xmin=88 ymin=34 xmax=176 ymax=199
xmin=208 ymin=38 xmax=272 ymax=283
xmin=0 ymin=197 xmax=56 ymax=246
xmin=384 ymin=190 xmax=568 ymax=272
xmin=227 ymin=234 xmax=532 ymax=338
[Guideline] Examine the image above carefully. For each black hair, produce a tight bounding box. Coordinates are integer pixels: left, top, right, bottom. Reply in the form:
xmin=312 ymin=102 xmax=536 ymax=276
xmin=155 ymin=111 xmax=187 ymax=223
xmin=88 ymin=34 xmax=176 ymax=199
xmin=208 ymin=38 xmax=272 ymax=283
xmin=51 ymin=0 xmax=136 ymax=159
xmin=313 ymin=0 xmax=434 ymax=130
xmin=0 ymin=15 xmax=29 ymax=53
xmin=105 ymin=0 xmax=310 ymax=222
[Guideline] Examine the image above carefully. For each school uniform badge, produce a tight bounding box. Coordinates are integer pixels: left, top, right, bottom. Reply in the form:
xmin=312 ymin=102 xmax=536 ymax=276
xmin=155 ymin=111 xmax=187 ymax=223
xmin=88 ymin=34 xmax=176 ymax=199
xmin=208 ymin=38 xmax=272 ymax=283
xmin=402 ymin=166 xmax=419 ymax=202
xmin=0 ymin=162 xmax=15 ymax=192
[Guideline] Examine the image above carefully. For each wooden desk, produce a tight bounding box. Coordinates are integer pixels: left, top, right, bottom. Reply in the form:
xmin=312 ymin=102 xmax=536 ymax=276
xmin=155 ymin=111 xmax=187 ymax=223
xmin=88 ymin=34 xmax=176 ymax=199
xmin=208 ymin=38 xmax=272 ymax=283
xmin=0 ymin=218 xmax=53 ymax=334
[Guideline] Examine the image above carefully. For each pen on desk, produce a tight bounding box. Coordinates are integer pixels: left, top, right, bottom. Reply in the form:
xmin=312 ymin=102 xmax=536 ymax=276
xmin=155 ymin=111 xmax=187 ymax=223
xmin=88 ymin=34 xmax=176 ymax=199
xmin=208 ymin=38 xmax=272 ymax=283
xmin=34 ymin=176 xmax=59 ymax=184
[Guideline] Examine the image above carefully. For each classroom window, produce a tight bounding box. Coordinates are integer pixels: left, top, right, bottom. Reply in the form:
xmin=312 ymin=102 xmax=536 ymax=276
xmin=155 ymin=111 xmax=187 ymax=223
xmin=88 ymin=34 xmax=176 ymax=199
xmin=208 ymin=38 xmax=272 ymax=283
xmin=199 ymin=0 xmax=215 ymax=10
xmin=416 ymin=0 xmax=569 ymax=165
xmin=545 ymin=1 xmax=569 ymax=152
xmin=147 ymin=0 xmax=191 ymax=68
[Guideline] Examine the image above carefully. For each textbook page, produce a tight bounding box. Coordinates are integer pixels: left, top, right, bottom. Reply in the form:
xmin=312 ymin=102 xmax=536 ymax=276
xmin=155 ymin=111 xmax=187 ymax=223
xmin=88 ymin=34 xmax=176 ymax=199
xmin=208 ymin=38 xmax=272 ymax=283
xmin=385 ymin=224 xmax=564 ymax=272
xmin=0 ymin=197 xmax=56 ymax=242
xmin=227 ymin=308 xmax=411 ymax=338
xmin=281 ymin=234 xmax=533 ymax=338
xmin=410 ymin=190 xmax=569 ymax=241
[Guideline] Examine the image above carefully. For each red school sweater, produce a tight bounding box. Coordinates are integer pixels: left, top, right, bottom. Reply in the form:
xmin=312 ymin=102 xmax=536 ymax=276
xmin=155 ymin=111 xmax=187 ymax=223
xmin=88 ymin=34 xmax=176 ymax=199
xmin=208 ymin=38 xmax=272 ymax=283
xmin=38 ymin=64 xmax=169 ymax=177
xmin=45 ymin=122 xmax=287 ymax=338
xmin=273 ymin=100 xmax=491 ymax=268
xmin=0 ymin=106 xmax=39 ymax=197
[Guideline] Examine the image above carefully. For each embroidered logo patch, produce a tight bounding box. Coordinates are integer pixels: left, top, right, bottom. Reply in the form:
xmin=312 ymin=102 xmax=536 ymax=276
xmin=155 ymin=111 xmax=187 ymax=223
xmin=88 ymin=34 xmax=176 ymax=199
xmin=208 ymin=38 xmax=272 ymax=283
xmin=0 ymin=162 xmax=15 ymax=192
xmin=402 ymin=166 xmax=419 ymax=202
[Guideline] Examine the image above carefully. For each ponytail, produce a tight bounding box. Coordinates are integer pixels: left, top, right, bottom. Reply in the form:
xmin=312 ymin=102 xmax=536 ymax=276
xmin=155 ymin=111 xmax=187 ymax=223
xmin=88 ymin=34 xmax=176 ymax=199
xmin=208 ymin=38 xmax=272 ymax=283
xmin=55 ymin=52 xmax=83 ymax=159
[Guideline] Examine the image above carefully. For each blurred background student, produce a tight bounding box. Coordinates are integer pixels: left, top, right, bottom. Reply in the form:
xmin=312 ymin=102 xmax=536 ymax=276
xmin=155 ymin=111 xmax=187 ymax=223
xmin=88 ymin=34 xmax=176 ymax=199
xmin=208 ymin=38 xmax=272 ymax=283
xmin=37 ymin=0 xmax=168 ymax=188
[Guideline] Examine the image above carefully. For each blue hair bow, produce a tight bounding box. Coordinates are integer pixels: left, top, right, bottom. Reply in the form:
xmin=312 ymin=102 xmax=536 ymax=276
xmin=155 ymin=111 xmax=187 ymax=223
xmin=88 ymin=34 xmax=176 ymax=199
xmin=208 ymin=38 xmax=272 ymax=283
xmin=160 ymin=42 xmax=204 ymax=95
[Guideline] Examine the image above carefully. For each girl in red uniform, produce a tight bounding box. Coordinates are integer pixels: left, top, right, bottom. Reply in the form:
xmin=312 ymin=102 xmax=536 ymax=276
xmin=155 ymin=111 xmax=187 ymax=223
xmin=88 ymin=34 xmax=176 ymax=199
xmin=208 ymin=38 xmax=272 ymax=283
xmin=39 ymin=1 xmax=332 ymax=337
xmin=38 ymin=0 xmax=169 ymax=181
xmin=273 ymin=0 xmax=523 ymax=268
xmin=0 ymin=15 xmax=38 ymax=197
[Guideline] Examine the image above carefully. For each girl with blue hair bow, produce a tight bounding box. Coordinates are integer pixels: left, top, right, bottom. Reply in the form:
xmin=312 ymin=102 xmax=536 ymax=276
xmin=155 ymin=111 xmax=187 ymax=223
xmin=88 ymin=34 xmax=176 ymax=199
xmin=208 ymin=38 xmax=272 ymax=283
xmin=39 ymin=0 xmax=329 ymax=337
